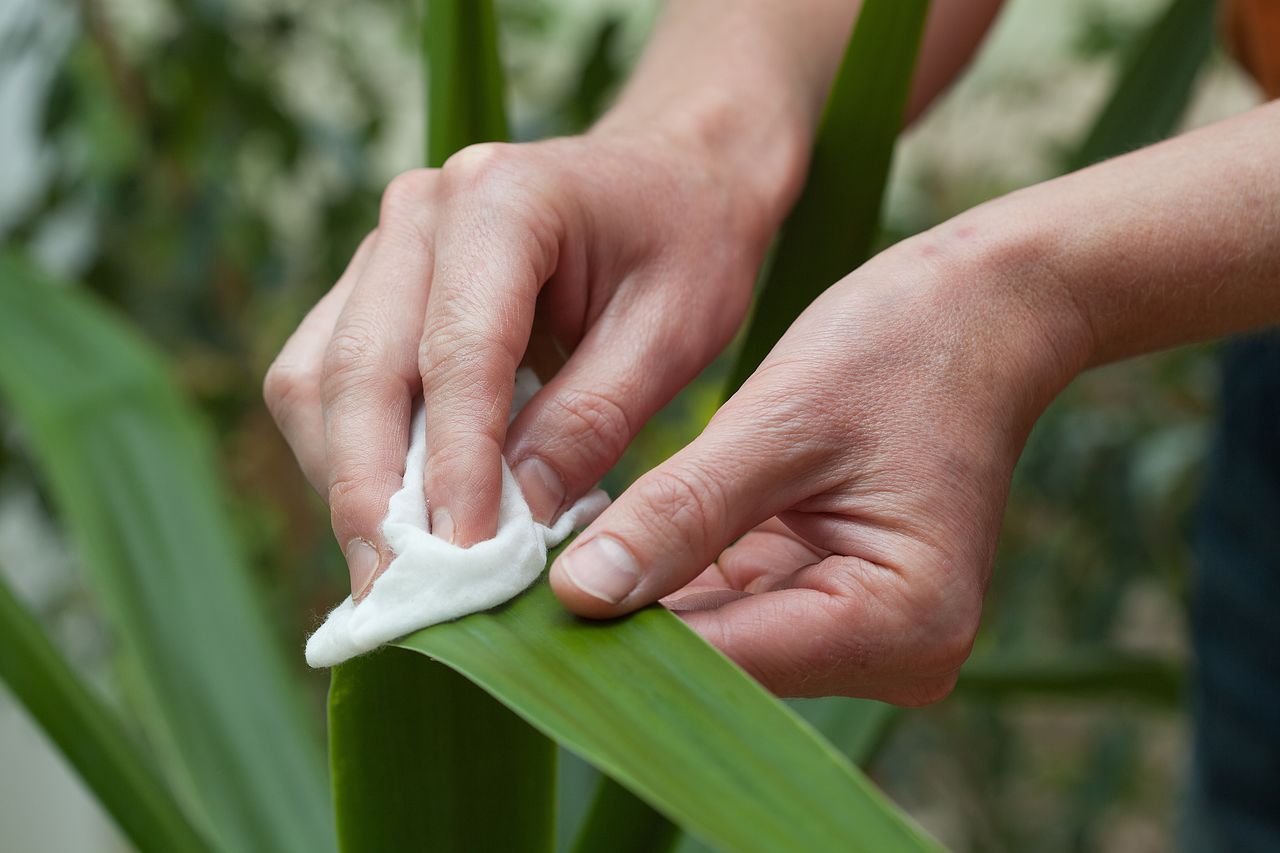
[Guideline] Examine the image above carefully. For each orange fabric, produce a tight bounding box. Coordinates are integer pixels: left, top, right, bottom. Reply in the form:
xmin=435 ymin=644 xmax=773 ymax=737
xmin=1224 ymin=0 xmax=1280 ymax=97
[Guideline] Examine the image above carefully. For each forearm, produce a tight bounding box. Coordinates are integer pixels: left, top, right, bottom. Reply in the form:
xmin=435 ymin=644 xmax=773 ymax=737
xmin=953 ymin=100 xmax=1280 ymax=384
xmin=594 ymin=0 xmax=1003 ymax=228
xmin=593 ymin=0 xmax=859 ymax=220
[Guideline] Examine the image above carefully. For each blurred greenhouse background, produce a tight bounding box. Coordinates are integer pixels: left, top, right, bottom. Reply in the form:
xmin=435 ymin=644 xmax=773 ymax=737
xmin=0 ymin=0 xmax=1263 ymax=850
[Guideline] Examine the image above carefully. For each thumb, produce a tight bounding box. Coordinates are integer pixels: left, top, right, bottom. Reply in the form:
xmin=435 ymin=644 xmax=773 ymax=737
xmin=549 ymin=402 xmax=815 ymax=618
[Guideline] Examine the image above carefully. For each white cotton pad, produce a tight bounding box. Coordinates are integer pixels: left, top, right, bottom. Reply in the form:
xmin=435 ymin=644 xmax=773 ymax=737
xmin=305 ymin=369 xmax=609 ymax=668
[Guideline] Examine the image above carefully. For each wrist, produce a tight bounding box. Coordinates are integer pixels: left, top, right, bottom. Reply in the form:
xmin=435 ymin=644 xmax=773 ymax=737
xmin=904 ymin=205 xmax=1095 ymax=428
xmin=592 ymin=91 xmax=811 ymax=241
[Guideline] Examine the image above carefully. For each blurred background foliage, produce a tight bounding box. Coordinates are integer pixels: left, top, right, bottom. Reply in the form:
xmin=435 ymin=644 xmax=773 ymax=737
xmin=0 ymin=0 xmax=1263 ymax=850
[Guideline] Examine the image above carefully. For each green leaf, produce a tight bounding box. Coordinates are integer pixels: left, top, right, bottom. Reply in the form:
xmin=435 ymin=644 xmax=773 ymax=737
xmin=955 ymin=651 xmax=1184 ymax=706
xmin=326 ymin=5 xmax=559 ymax=853
xmin=570 ymin=776 xmax=678 ymax=853
xmin=426 ymin=0 xmax=508 ymax=167
xmin=0 ymin=573 xmax=213 ymax=853
xmin=395 ymin=570 xmax=939 ymax=853
xmin=789 ymin=697 xmax=901 ymax=766
xmin=708 ymin=0 xmax=933 ymax=794
xmin=0 ymin=254 xmax=334 ymax=853
xmin=725 ymin=0 xmax=930 ymax=394
xmin=339 ymin=2 xmax=932 ymax=850
xmin=329 ymin=648 xmax=555 ymax=853
xmin=1068 ymin=0 xmax=1214 ymax=171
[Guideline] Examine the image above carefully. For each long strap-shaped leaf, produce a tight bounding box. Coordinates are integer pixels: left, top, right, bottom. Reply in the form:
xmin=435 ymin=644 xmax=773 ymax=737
xmin=570 ymin=776 xmax=679 ymax=853
xmin=1068 ymin=0 xmax=1214 ymax=171
xmin=790 ymin=697 xmax=901 ymax=767
xmin=327 ymin=4 xmax=557 ymax=853
xmin=396 ymin=562 xmax=938 ymax=852
xmin=562 ymin=0 xmax=929 ymax=840
xmin=338 ymin=0 xmax=933 ymax=850
xmin=724 ymin=0 xmax=930 ymax=395
xmin=329 ymin=648 xmax=555 ymax=851
xmin=713 ymin=0 xmax=932 ymax=777
xmin=425 ymin=0 xmax=507 ymax=164
xmin=0 ymin=254 xmax=334 ymax=853
xmin=0 ymin=574 xmax=213 ymax=853
xmin=956 ymin=652 xmax=1183 ymax=706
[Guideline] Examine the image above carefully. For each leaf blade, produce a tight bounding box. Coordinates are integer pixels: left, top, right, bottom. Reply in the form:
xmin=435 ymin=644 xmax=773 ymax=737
xmin=0 ymin=574 xmax=214 ymax=853
xmin=570 ymin=775 xmax=679 ymax=853
xmin=1068 ymin=0 xmax=1215 ymax=171
xmin=725 ymin=0 xmax=930 ymax=394
xmin=956 ymin=651 xmax=1184 ymax=706
xmin=426 ymin=0 xmax=508 ymax=166
xmin=0 ymin=254 xmax=334 ymax=853
xmin=326 ymin=4 xmax=559 ymax=852
xmin=396 ymin=575 xmax=938 ymax=853
xmin=329 ymin=648 xmax=556 ymax=853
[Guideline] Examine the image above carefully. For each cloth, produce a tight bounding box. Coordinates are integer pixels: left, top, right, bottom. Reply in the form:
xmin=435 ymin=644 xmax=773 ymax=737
xmin=1186 ymin=334 xmax=1280 ymax=853
xmin=1224 ymin=0 xmax=1280 ymax=97
xmin=1183 ymin=10 xmax=1280 ymax=851
xmin=306 ymin=369 xmax=609 ymax=668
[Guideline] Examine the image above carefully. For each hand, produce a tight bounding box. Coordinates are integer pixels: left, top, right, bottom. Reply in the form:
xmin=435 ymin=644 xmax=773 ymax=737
xmin=549 ymin=223 xmax=1089 ymax=701
xmin=264 ymin=131 xmax=779 ymax=598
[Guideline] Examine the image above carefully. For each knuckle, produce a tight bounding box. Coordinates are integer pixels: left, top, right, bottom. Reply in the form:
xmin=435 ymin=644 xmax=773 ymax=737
xmin=545 ymin=387 xmax=635 ymax=467
xmin=921 ymin=603 xmax=980 ymax=675
xmin=326 ymin=472 xmax=363 ymax=506
xmin=326 ymin=470 xmax=399 ymax=533
xmin=419 ymin=332 xmax=482 ymax=385
xmin=440 ymin=142 xmax=516 ymax=195
xmin=894 ymin=673 xmax=960 ymax=708
xmin=637 ymin=462 xmax=726 ymax=554
xmin=420 ymin=297 xmax=485 ymax=359
xmin=418 ymin=326 xmax=516 ymax=402
xmin=326 ymin=472 xmax=374 ymax=522
xmin=322 ymin=324 xmax=382 ymax=390
xmin=262 ymin=359 xmax=318 ymax=425
xmin=887 ymin=566 xmax=982 ymax=679
xmin=425 ymin=431 xmax=502 ymax=483
xmin=380 ymin=168 xmax=436 ymax=225
xmin=715 ymin=368 xmax=835 ymax=464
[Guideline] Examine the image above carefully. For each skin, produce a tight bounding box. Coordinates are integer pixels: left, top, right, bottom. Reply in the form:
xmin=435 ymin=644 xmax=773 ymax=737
xmin=264 ymin=0 xmax=1000 ymax=593
xmin=555 ymin=101 xmax=1280 ymax=700
xmin=266 ymin=0 xmax=1280 ymax=699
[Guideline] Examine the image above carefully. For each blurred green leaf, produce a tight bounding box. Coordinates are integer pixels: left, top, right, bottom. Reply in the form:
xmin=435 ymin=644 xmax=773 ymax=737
xmin=395 ymin=569 xmax=939 ymax=853
xmin=1068 ymin=0 xmax=1214 ymax=171
xmin=329 ymin=648 xmax=555 ymax=853
xmin=560 ymin=17 xmax=625 ymax=132
xmin=726 ymin=0 xmax=930 ymax=393
xmin=710 ymin=0 xmax=932 ymax=792
xmin=328 ymin=5 xmax=558 ymax=852
xmin=0 ymin=253 xmax=333 ymax=853
xmin=790 ymin=697 xmax=902 ymax=766
xmin=956 ymin=651 xmax=1184 ymax=706
xmin=426 ymin=0 xmax=508 ymax=166
xmin=570 ymin=775 xmax=678 ymax=853
xmin=0 ymin=574 xmax=213 ymax=853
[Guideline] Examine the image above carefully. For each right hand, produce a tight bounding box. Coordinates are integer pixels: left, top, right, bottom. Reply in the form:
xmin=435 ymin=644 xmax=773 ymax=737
xmin=263 ymin=130 xmax=783 ymax=598
xmin=548 ymin=219 xmax=1087 ymax=700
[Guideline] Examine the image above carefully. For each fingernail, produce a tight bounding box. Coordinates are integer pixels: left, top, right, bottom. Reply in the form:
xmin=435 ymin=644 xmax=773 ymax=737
xmin=513 ymin=456 xmax=565 ymax=524
xmin=346 ymin=538 xmax=381 ymax=601
xmin=558 ymin=535 xmax=640 ymax=604
xmin=431 ymin=507 xmax=455 ymax=544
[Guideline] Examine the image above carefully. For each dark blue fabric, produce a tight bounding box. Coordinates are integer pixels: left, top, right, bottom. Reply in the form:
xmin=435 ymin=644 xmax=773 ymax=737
xmin=1189 ymin=334 xmax=1280 ymax=853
